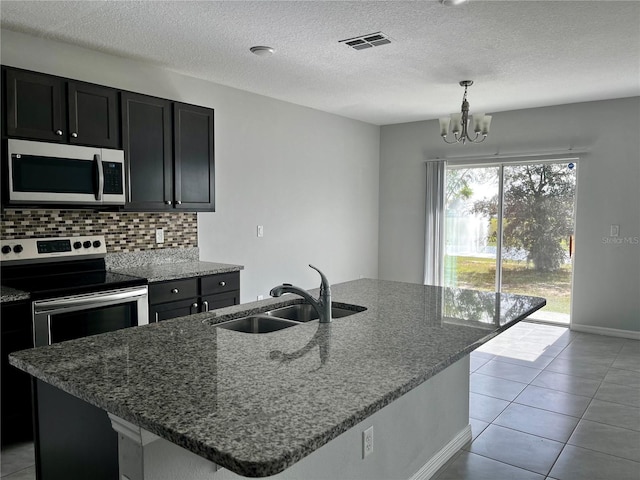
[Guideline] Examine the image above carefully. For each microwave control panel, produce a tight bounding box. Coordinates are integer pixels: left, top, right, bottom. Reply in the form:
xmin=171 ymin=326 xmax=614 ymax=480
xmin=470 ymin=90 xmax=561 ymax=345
xmin=103 ymin=162 xmax=124 ymax=194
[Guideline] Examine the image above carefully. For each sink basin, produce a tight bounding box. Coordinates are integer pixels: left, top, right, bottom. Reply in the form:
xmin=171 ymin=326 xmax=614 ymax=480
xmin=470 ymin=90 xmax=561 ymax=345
xmin=212 ymin=303 xmax=367 ymax=333
xmin=264 ymin=303 xmax=366 ymax=322
xmin=215 ymin=315 xmax=300 ymax=334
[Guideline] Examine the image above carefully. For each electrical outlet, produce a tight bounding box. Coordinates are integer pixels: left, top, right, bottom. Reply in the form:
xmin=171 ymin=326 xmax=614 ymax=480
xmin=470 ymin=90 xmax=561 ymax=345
xmin=257 ymin=225 xmax=264 ymax=238
xmin=362 ymin=426 xmax=373 ymax=459
xmin=155 ymin=228 xmax=165 ymax=244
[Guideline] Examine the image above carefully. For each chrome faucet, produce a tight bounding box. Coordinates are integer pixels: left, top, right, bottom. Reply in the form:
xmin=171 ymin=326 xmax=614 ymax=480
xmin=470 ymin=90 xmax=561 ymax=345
xmin=269 ymin=264 xmax=332 ymax=323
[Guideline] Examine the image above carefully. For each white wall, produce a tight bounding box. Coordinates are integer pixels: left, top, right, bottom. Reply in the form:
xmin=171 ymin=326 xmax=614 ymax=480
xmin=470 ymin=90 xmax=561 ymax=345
xmin=1 ymin=30 xmax=381 ymax=302
xmin=379 ymin=98 xmax=640 ymax=333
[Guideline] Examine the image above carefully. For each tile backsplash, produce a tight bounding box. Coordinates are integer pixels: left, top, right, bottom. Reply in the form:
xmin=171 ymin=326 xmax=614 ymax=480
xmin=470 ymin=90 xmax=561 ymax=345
xmin=0 ymin=209 xmax=198 ymax=252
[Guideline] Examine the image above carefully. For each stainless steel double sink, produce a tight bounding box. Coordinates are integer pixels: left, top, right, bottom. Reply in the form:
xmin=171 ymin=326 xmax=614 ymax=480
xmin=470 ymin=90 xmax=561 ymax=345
xmin=214 ymin=303 xmax=366 ymax=334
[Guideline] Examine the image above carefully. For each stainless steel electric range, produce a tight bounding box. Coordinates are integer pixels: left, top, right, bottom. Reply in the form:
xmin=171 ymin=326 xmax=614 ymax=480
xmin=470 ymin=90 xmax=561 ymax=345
xmin=1 ymin=235 xmax=148 ymax=480
xmin=1 ymin=235 xmax=148 ymax=347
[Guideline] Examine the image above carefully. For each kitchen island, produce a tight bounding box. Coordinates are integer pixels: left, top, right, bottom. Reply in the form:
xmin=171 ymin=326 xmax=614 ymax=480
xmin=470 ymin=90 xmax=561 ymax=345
xmin=10 ymin=279 xmax=545 ymax=480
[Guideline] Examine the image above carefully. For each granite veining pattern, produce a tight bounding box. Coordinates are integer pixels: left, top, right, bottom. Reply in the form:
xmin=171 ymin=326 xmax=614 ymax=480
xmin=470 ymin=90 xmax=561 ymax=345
xmin=10 ymin=279 xmax=545 ymax=478
xmin=105 ymin=247 xmax=200 ymax=270
xmin=109 ymin=261 xmax=244 ymax=283
xmin=0 ymin=285 xmax=30 ymax=303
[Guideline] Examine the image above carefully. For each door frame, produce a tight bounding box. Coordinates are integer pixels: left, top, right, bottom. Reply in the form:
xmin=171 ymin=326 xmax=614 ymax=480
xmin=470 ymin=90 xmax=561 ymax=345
xmin=443 ymin=155 xmax=579 ymax=326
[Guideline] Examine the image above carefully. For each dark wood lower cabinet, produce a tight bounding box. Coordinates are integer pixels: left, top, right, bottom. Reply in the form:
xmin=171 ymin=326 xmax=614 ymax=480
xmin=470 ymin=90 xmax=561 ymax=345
xmin=1 ymin=300 xmax=33 ymax=447
xmin=149 ymin=273 xmax=240 ymax=322
xmin=202 ymin=291 xmax=240 ymax=311
xmin=34 ymin=379 xmax=118 ymax=480
xmin=151 ymin=298 xmax=199 ymax=322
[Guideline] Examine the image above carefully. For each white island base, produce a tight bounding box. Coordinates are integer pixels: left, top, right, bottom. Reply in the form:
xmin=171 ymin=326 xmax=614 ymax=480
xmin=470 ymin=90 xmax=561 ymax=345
xmin=109 ymin=357 xmax=471 ymax=480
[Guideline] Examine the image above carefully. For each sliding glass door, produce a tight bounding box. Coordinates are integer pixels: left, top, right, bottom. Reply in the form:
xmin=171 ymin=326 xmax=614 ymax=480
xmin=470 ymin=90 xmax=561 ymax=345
xmin=444 ymin=166 xmax=500 ymax=292
xmin=443 ymin=161 xmax=576 ymax=325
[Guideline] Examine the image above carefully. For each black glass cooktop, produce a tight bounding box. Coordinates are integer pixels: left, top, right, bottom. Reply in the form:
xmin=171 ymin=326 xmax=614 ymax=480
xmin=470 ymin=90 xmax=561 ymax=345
xmin=2 ymin=259 xmax=147 ymax=299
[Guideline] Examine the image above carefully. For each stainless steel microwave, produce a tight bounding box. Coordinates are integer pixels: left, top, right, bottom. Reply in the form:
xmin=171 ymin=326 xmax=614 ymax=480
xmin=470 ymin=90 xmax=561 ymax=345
xmin=6 ymin=139 xmax=126 ymax=206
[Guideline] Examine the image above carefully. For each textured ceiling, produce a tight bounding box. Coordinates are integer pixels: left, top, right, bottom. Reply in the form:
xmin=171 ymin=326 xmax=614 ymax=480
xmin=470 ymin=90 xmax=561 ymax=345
xmin=1 ymin=1 xmax=639 ymax=125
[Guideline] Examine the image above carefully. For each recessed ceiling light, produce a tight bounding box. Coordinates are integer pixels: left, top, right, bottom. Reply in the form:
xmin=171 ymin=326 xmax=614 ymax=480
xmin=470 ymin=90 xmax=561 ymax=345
xmin=441 ymin=0 xmax=468 ymax=5
xmin=250 ymin=46 xmax=275 ymax=57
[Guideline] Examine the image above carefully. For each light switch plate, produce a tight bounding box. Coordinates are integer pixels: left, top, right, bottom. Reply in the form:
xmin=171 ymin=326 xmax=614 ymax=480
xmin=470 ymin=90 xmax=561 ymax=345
xmin=155 ymin=228 xmax=165 ymax=244
xmin=610 ymin=225 xmax=620 ymax=237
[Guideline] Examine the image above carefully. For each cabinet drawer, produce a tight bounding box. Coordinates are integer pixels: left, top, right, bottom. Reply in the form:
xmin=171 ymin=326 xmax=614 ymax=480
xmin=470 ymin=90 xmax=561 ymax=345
xmin=200 ymin=272 xmax=240 ymax=295
xmin=149 ymin=278 xmax=198 ymax=304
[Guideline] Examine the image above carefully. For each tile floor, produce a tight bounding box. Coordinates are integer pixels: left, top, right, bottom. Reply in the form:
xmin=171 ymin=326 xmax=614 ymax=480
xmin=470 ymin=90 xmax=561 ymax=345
xmin=435 ymin=321 xmax=640 ymax=480
xmin=2 ymin=322 xmax=638 ymax=480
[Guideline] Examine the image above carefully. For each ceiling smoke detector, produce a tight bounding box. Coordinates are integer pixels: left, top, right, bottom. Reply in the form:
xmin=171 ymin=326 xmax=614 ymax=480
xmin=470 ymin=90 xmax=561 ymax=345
xmin=339 ymin=32 xmax=392 ymax=51
xmin=250 ymin=46 xmax=275 ymax=57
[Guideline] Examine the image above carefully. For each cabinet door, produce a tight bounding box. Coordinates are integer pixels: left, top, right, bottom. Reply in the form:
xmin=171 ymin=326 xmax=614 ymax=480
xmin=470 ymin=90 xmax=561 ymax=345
xmin=150 ymin=299 xmax=199 ymax=322
xmin=173 ymin=103 xmax=215 ymax=211
xmin=1 ymin=301 xmax=33 ymax=446
xmin=67 ymin=82 xmax=119 ymax=148
xmin=5 ymin=68 xmax=65 ymax=142
xmin=121 ymin=92 xmax=173 ymax=210
xmin=201 ymin=291 xmax=240 ymax=312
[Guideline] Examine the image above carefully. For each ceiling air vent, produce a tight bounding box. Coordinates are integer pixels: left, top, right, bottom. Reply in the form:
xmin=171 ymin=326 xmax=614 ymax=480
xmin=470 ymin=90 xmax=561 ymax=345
xmin=339 ymin=32 xmax=392 ymax=51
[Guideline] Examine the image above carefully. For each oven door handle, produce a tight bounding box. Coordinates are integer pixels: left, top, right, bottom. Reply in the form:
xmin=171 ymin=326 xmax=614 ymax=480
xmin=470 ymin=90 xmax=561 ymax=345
xmin=33 ymin=287 xmax=148 ymax=315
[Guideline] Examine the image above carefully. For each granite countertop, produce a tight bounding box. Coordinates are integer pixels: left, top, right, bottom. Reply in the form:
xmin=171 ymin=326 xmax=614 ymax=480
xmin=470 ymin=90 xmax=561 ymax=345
xmin=0 ymin=261 xmax=243 ymax=302
xmin=10 ymin=279 xmax=545 ymax=477
xmin=109 ymin=261 xmax=244 ymax=283
xmin=0 ymin=285 xmax=30 ymax=303
xmin=1 ymin=244 xmax=244 ymax=302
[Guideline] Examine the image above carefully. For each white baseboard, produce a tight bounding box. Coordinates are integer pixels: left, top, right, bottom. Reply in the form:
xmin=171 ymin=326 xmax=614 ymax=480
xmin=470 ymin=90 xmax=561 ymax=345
xmin=408 ymin=425 xmax=472 ymax=480
xmin=571 ymin=324 xmax=640 ymax=340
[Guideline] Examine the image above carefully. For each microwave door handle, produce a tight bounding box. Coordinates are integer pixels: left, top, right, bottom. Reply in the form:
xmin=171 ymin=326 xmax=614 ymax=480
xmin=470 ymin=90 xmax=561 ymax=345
xmin=94 ymin=153 xmax=104 ymax=201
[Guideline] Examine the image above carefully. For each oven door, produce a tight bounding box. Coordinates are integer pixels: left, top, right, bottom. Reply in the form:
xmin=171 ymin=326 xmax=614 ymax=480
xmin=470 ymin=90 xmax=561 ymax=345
xmin=32 ymin=286 xmax=148 ymax=347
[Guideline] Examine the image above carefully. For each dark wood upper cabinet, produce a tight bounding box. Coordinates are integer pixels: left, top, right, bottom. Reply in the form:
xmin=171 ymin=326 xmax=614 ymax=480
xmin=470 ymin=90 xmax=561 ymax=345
xmin=121 ymin=92 xmax=173 ymax=211
xmin=4 ymin=68 xmax=119 ymax=148
xmin=5 ymin=69 xmax=65 ymax=142
xmin=67 ymin=81 xmax=119 ymax=148
xmin=173 ymin=103 xmax=215 ymax=211
xmin=2 ymin=66 xmax=216 ymax=212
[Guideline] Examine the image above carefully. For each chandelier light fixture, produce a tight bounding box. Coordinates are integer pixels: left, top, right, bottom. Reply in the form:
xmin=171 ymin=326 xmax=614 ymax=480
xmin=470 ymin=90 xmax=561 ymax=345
xmin=439 ymin=80 xmax=492 ymax=144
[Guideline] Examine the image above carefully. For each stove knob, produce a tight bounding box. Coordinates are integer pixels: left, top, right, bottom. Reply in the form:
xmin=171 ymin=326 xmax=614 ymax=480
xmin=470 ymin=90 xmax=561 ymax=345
xmin=73 ymin=242 xmax=82 ymax=249
xmin=83 ymin=241 xmax=92 ymax=249
xmin=13 ymin=244 xmax=23 ymax=253
xmin=93 ymin=240 xmax=102 ymax=248
xmin=1 ymin=246 xmax=11 ymax=254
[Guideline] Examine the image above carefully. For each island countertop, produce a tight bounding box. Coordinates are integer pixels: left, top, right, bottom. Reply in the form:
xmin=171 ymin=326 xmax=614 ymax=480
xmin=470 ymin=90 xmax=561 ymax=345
xmin=10 ymin=279 xmax=545 ymax=478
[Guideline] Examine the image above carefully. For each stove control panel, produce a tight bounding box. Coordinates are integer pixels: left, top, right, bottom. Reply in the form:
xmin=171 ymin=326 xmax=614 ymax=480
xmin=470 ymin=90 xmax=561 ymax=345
xmin=0 ymin=236 xmax=107 ymax=263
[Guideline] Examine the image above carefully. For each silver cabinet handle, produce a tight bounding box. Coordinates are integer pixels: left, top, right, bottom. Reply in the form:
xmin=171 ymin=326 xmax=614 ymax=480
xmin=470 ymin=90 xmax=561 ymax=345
xmin=202 ymin=301 xmax=209 ymax=312
xmin=165 ymin=200 xmax=172 ymax=205
xmin=190 ymin=302 xmax=199 ymax=314
xmin=171 ymin=288 xmax=179 ymax=294
xmin=55 ymin=129 xmax=63 ymax=136
xmin=71 ymin=132 xmax=78 ymax=138
xmin=219 ymin=281 xmax=226 ymax=287
xmin=155 ymin=312 xmax=159 ymax=323
xmin=176 ymin=200 xmax=182 ymax=205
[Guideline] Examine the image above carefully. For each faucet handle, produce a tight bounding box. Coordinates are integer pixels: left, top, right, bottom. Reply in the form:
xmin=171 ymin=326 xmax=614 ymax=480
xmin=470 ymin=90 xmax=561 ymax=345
xmin=308 ymin=264 xmax=331 ymax=294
